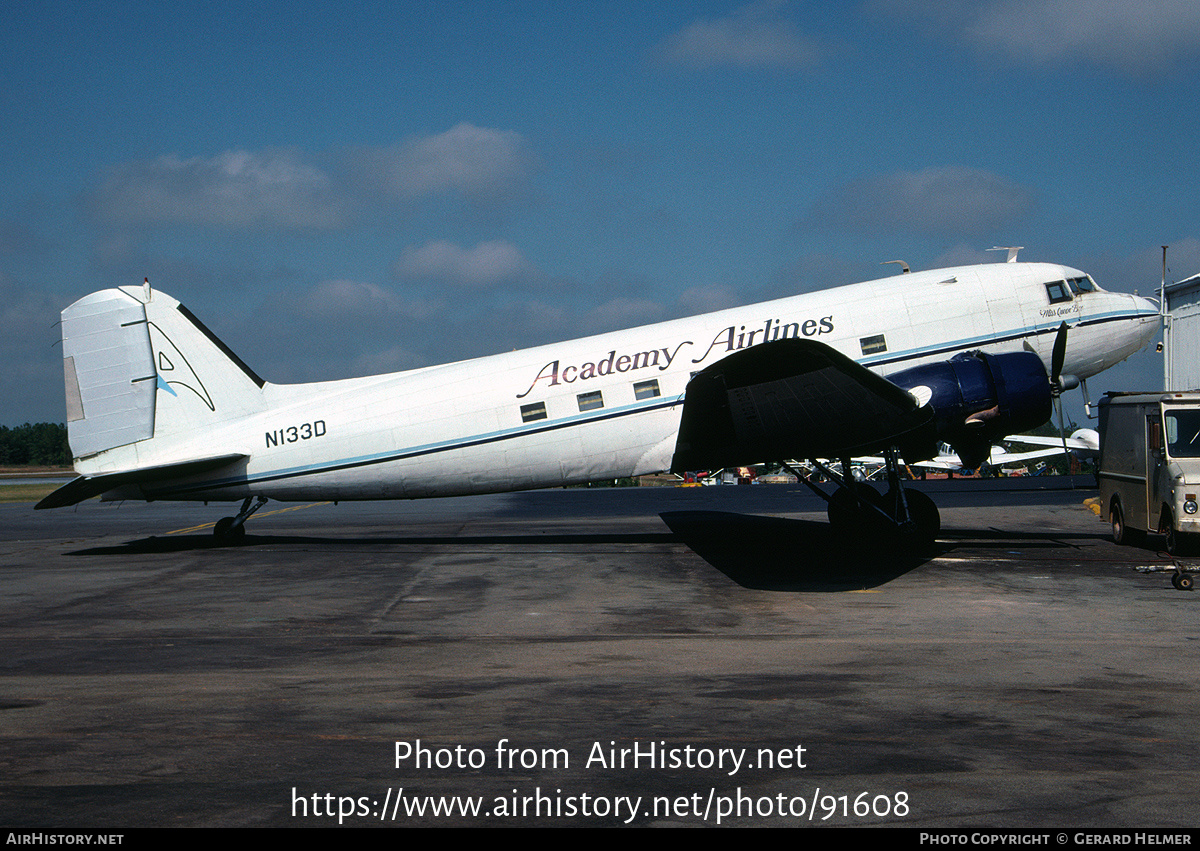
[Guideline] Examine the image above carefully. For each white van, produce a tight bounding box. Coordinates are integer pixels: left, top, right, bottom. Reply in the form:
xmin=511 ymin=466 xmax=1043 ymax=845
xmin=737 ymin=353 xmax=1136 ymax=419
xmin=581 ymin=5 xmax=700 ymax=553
xmin=1099 ymin=392 xmax=1200 ymax=585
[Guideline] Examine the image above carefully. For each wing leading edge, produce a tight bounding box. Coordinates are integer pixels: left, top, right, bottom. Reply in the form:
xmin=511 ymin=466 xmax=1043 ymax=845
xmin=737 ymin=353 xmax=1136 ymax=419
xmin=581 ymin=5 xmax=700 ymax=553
xmin=670 ymin=338 xmax=937 ymax=471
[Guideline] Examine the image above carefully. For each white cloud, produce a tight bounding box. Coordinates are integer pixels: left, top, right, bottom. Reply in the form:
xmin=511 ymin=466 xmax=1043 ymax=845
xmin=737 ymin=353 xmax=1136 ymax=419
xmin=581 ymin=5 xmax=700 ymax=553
xmin=247 ymin=279 xmax=442 ymax=382
xmin=1087 ymin=238 xmax=1200 ymax=294
xmin=393 ymin=240 xmax=536 ymax=288
xmin=807 ymin=165 xmax=1036 ymax=236
xmin=931 ymin=243 xmax=1001 ymax=268
xmin=970 ymin=0 xmax=1200 ymax=73
xmin=360 ymin=123 xmax=533 ymax=200
xmin=873 ymin=0 xmax=1200 ymax=74
xmin=90 ymin=149 xmax=348 ymax=230
xmin=659 ymin=1 xmax=825 ymax=70
xmin=350 ymin=345 xmax=430 ymax=376
xmin=294 ymin=279 xmax=440 ymax=322
xmin=451 ymin=295 xmax=670 ymax=355
xmin=765 ymin=253 xmax=872 ymax=299
xmin=581 ymin=297 xmax=667 ymax=335
xmin=88 ymin=124 xmax=534 ymax=235
xmin=672 ymin=284 xmax=744 ymax=317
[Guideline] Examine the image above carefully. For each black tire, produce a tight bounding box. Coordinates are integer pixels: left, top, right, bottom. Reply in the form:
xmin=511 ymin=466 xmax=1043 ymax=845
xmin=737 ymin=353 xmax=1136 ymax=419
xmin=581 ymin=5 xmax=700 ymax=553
xmin=214 ymin=516 xmax=246 ymax=544
xmin=1111 ymin=499 xmax=1145 ymax=547
xmin=898 ymin=489 xmax=940 ymax=552
xmin=827 ymin=485 xmax=883 ymax=533
xmin=1164 ymin=515 xmax=1194 ymax=557
xmin=1177 ymin=573 xmax=1195 ymax=591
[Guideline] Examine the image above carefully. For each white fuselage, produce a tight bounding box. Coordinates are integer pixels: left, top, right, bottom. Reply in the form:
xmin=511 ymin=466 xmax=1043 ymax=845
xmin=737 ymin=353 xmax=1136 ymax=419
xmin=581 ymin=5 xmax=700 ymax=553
xmin=101 ymin=262 xmax=1159 ymax=502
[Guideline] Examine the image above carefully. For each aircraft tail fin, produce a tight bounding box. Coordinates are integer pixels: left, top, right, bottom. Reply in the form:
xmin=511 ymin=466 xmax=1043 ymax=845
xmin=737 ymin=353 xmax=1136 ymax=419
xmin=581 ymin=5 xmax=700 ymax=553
xmin=60 ymin=283 xmax=266 ymax=463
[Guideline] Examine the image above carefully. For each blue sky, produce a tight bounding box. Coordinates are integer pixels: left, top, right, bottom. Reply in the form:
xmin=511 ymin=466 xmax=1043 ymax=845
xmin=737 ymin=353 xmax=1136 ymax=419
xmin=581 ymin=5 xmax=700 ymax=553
xmin=4 ymin=0 xmax=1199 ymax=426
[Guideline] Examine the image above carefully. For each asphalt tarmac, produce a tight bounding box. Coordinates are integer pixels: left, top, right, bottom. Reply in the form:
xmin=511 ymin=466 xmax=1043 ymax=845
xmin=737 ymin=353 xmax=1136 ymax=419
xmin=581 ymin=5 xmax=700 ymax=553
xmin=1 ymin=479 xmax=1196 ymax=828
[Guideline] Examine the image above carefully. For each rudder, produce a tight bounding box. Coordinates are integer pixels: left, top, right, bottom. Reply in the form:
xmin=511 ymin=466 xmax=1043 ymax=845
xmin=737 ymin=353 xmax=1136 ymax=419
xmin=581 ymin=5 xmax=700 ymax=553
xmin=61 ymin=289 xmax=156 ymax=458
xmin=60 ymin=283 xmax=266 ymax=462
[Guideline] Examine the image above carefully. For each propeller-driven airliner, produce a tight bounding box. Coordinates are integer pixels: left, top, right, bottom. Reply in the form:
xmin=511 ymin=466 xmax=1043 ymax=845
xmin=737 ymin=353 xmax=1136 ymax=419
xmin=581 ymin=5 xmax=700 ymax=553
xmin=38 ymin=255 xmax=1159 ymax=548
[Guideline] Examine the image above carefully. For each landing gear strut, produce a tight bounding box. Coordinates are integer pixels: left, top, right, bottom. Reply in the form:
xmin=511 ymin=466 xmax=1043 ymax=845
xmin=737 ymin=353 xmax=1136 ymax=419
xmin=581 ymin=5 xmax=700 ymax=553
xmin=788 ymin=449 xmax=940 ymax=552
xmin=214 ymin=496 xmax=267 ymax=544
xmin=879 ymin=448 xmax=940 ymax=551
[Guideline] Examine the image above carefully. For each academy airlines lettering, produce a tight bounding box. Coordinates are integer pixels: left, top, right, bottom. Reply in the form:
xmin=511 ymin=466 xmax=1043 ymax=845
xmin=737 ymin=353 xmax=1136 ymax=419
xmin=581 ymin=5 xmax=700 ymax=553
xmin=516 ymin=314 xmax=835 ymax=399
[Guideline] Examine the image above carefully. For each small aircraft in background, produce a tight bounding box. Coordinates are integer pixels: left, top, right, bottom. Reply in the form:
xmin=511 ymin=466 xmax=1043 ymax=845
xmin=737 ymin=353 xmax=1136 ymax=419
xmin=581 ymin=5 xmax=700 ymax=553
xmin=38 ymin=255 xmax=1158 ymax=549
xmin=893 ymin=429 xmax=1100 ymax=476
xmin=1004 ymin=429 xmax=1100 ymax=463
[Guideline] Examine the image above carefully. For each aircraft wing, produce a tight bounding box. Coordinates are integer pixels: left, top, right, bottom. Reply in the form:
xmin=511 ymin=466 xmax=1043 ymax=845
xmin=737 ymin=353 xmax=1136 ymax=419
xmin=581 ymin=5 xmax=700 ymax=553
xmin=987 ymin=447 xmax=1068 ymax=465
xmin=906 ymin=456 xmax=966 ymax=472
xmin=1004 ymin=432 xmax=1098 ymax=453
xmin=670 ymin=338 xmax=935 ymax=471
xmin=902 ymin=444 xmax=1078 ymax=472
xmin=35 ymin=454 xmax=247 ymax=509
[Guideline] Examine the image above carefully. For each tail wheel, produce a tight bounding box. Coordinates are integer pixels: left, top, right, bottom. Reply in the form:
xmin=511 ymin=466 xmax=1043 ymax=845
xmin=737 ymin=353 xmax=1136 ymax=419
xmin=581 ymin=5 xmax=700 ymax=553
xmin=214 ymin=516 xmax=246 ymax=544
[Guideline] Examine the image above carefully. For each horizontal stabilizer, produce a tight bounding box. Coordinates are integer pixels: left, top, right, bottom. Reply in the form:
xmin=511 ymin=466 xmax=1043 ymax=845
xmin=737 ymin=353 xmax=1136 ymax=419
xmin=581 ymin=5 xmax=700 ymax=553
xmin=671 ymin=338 xmax=935 ymax=471
xmin=35 ymin=454 xmax=247 ymax=509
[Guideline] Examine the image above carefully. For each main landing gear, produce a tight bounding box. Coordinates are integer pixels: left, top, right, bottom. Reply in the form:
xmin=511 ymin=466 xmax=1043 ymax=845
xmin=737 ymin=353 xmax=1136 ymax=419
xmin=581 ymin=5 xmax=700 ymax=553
xmin=787 ymin=449 xmax=940 ymax=552
xmin=213 ymin=496 xmax=267 ymax=544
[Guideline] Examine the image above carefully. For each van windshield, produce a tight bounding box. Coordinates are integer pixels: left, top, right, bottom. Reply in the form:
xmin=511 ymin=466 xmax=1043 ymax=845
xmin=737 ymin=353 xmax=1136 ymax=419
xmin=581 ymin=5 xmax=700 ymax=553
xmin=1164 ymin=409 xmax=1200 ymax=458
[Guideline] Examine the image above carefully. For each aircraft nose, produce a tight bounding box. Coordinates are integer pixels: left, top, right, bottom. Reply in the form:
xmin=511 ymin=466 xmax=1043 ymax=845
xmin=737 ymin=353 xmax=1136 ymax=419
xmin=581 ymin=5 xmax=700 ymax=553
xmin=1124 ymin=292 xmax=1161 ymax=348
xmin=1130 ymin=292 xmax=1159 ymax=317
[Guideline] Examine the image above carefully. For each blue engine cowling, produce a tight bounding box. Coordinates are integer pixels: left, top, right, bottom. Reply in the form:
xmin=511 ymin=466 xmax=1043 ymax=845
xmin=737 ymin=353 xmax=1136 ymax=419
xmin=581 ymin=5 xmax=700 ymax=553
xmin=888 ymin=350 xmax=1052 ymax=469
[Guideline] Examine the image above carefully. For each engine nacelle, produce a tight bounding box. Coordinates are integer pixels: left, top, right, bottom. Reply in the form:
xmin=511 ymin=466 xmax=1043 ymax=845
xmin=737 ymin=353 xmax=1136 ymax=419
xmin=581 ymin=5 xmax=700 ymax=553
xmin=889 ymin=351 xmax=1052 ymax=468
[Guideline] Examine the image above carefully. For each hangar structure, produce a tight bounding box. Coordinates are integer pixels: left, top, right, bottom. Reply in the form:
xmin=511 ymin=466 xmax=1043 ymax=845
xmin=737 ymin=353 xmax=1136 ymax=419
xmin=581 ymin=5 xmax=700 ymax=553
xmin=1163 ymin=270 xmax=1200 ymax=391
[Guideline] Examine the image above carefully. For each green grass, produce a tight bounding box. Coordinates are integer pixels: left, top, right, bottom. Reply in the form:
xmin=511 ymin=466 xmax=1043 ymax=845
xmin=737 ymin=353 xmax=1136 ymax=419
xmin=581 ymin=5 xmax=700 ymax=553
xmin=0 ymin=483 xmax=59 ymax=503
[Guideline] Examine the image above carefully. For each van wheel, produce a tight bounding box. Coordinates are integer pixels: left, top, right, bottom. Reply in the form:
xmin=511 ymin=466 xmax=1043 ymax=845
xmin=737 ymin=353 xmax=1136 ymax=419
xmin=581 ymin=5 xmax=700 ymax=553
xmin=1111 ymin=500 xmax=1144 ymax=546
xmin=1165 ymin=518 xmax=1196 ymax=557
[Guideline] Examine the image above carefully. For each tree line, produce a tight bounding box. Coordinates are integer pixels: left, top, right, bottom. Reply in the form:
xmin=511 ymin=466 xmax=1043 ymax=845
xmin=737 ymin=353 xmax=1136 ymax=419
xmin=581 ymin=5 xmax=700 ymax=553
xmin=0 ymin=423 xmax=70 ymax=466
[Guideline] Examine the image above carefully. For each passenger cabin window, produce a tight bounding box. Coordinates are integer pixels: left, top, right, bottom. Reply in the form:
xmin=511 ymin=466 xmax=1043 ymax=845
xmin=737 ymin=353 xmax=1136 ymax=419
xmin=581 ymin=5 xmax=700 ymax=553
xmin=520 ymin=402 xmax=547 ymax=423
xmin=633 ymin=379 xmax=660 ymax=400
xmin=1045 ymin=281 xmax=1072 ymax=304
xmin=860 ymin=334 xmax=887 ymax=356
xmin=577 ymin=390 xmax=604 ymax=412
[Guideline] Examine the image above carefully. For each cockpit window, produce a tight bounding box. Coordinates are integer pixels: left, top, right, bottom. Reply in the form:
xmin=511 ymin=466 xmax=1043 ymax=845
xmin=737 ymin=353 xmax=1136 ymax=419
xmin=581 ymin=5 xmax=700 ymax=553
xmin=1066 ymin=276 xmax=1095 ymax=294
xmin=1045 ymin=281 xmax=1072 ymax=304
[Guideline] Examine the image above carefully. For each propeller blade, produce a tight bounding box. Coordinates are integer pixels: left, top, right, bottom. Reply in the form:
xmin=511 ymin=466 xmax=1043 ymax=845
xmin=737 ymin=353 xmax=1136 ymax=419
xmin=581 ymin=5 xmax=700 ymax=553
xmin=1052 ymin=389 xmax=1076 ymax=486
xmin=1051 ymin=321 xmax=1068 ymax=389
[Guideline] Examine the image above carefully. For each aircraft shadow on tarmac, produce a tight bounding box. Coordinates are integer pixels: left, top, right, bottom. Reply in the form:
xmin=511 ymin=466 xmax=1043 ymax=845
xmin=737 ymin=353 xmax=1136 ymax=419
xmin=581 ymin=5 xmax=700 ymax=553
xmin=66 ymin=512 xmax=1103 ymax=593
xmin=66 ymin=531 xmax=676 ymax=555
xmin=658 ymin=510 xmax=931 ymax=590
xmin=657 ymin=512 xmax=1107 ymax=590
xmin=65 ymin=511 xmax=928 ymax=592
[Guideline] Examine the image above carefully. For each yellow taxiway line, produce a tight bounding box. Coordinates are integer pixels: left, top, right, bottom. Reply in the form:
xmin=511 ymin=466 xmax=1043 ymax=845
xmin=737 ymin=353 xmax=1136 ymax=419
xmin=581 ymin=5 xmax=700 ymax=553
xmin=168 ymin=502 xmax=331 ymax=535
